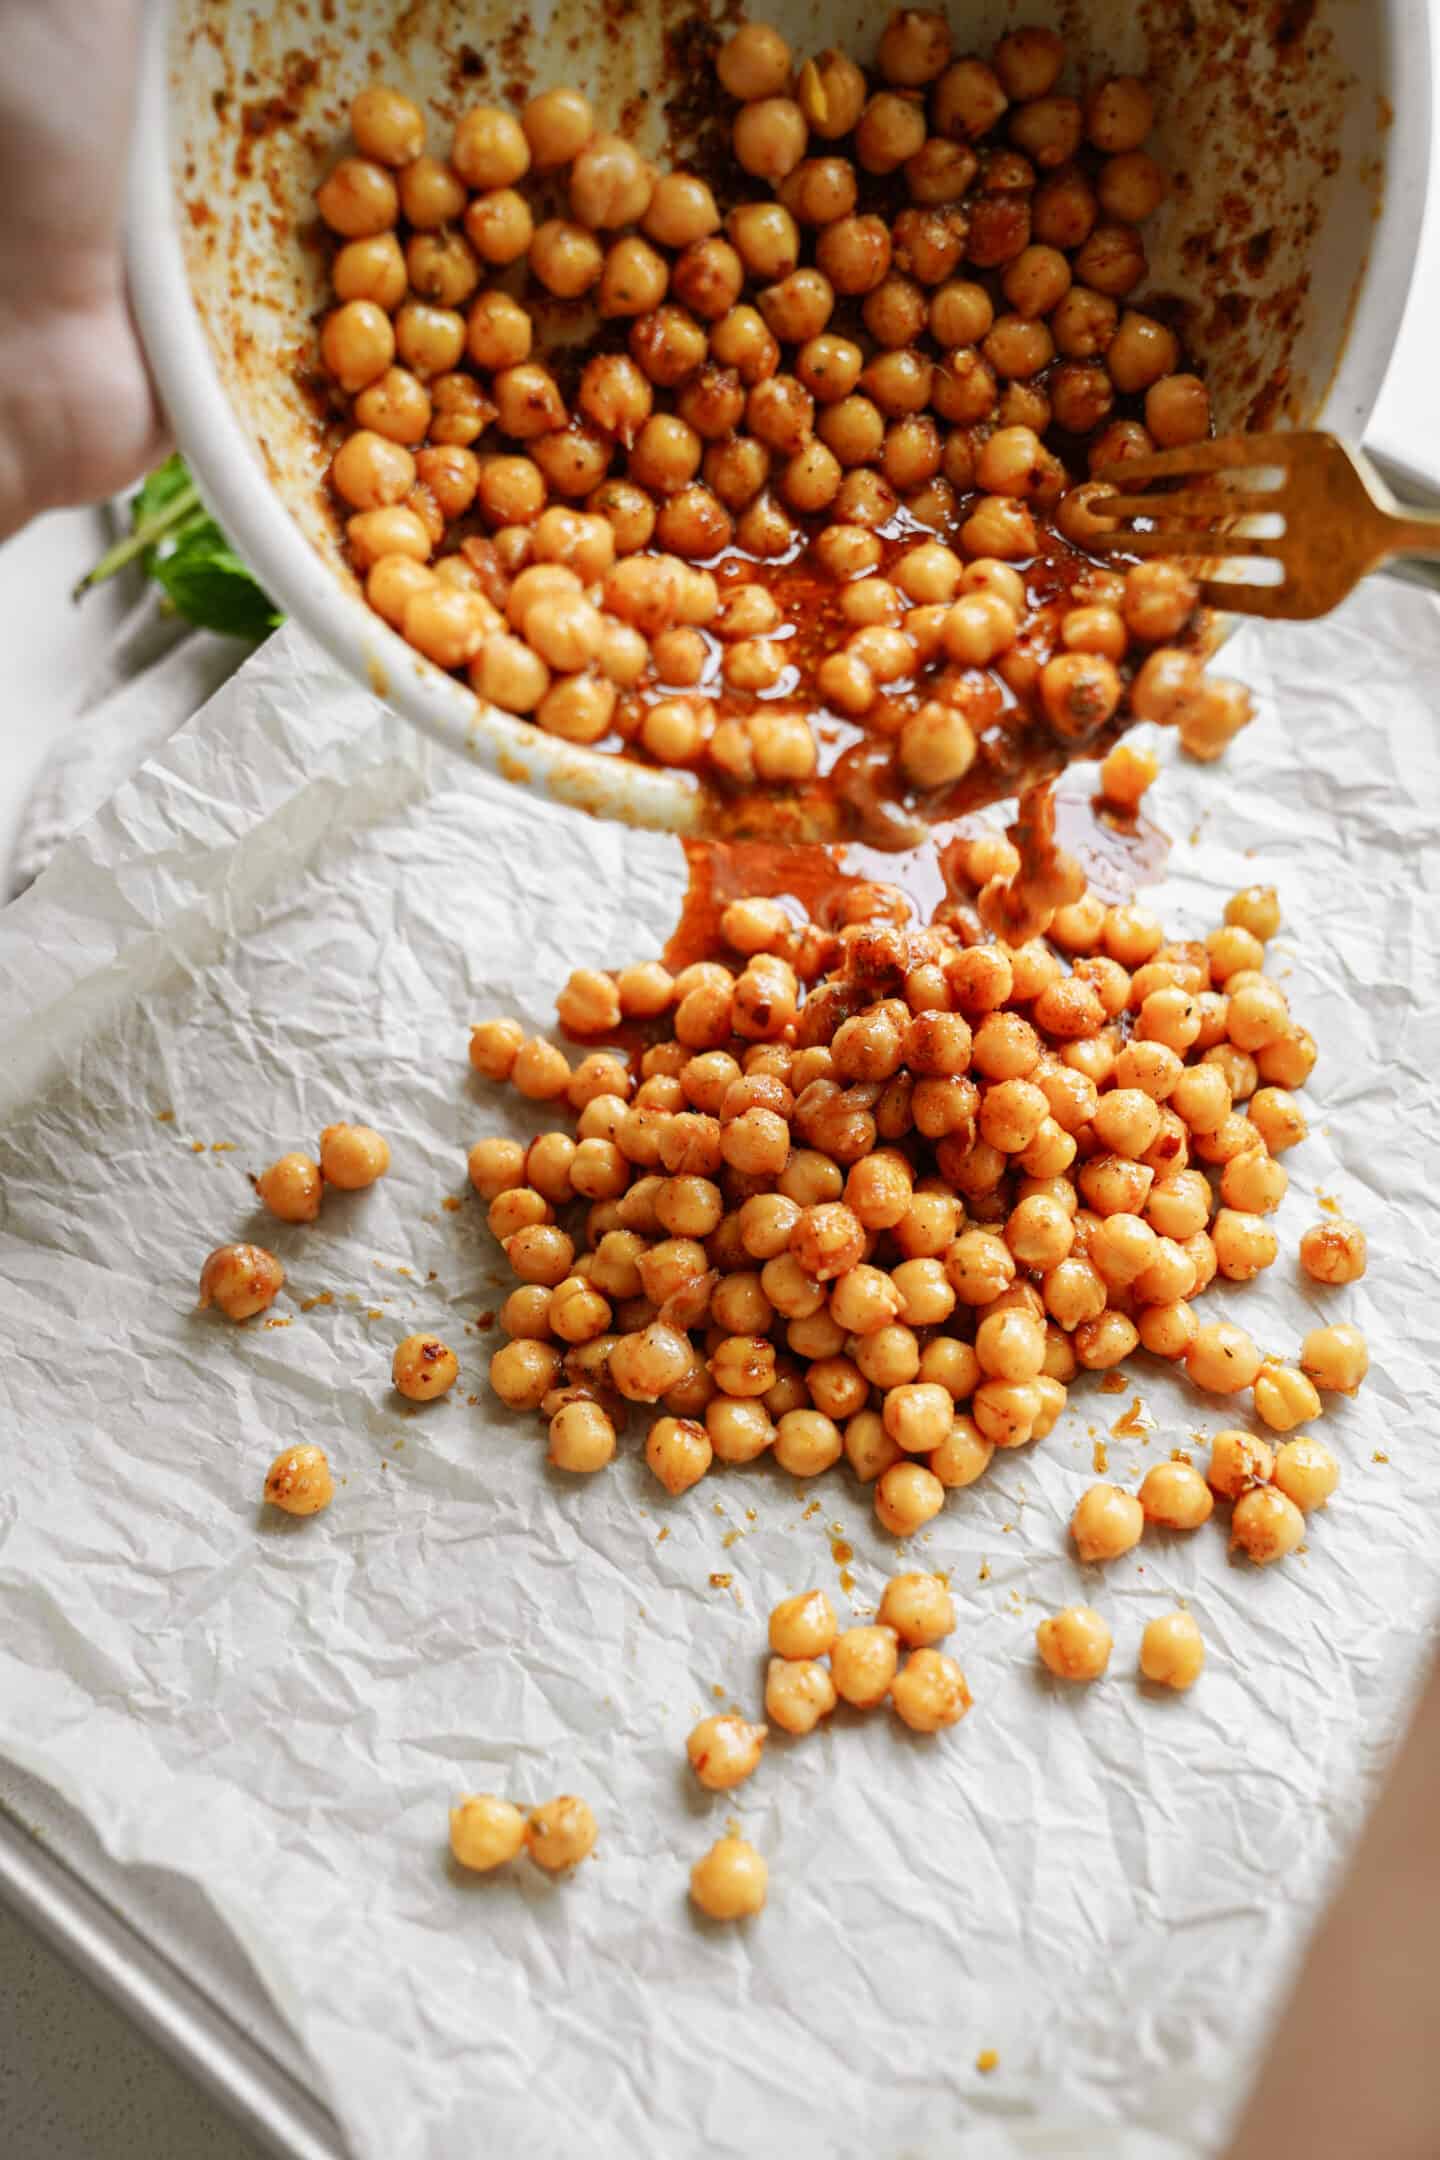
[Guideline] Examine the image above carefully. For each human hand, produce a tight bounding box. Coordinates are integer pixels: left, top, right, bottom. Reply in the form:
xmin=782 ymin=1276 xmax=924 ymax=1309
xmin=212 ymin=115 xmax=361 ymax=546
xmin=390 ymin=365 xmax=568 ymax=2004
xmin=0 ymin=0 xmax=168 ymax=541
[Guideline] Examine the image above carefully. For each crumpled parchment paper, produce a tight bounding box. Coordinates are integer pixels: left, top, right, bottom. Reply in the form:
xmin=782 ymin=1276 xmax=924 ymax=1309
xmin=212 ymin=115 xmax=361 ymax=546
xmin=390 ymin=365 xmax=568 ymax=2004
xmin=1 ymin=583 xmax=1438 ymax=2160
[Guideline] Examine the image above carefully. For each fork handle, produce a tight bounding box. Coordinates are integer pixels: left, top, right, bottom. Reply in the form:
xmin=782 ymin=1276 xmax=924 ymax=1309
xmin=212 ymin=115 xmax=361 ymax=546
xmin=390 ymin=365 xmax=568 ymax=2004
xmin=1369 ymin=450 xmax=1440 ymax=597
xmin=1379 ymin=553 xmax=1440 ymax=599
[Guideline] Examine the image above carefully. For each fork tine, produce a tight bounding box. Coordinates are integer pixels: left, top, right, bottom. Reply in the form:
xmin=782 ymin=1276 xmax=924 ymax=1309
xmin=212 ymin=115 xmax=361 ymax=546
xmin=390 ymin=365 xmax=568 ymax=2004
xmin=1196 ymin=577 xmax=1342 ymax=622
xmin=1100 ymin=487 xmax=1285 ymax=522
xmin=1093 ymin=528 xmax=1289 ymax=561
xmin=1094 ymin=435 xmax=1296 ymax=487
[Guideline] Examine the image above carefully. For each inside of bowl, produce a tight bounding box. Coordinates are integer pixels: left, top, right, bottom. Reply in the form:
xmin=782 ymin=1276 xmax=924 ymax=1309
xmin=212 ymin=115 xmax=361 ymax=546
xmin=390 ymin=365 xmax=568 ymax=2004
xmin=168 ymin=0 xmax=1388 ymax=598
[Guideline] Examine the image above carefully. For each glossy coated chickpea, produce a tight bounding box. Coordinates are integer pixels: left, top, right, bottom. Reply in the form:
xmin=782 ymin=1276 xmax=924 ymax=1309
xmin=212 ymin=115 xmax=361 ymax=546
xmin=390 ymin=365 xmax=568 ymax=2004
xmin=449 ymin=1793 xmax=526 ymax=1873
xmin=763 ymin=1656 xmax=837 ymax=1737
xmin=1206 ymin=1428 xmax=1274 ymax=1501
xmin=1272 ymin=1435 xmax=1339 ymax=1513
xmin=1071 ymin=1483 xmax=1144 ymax=1563
xmin=525 ymin=1795 xmax=597 ymax=1872
xmin=878 ymin=1571 xmax=955 ymax=1648
xmin=767 ymin=1587 xmax=836 ymax=1662
xmin=1037 ymin=1605 xmax=1113 ymax=1682
xmin=332 ymin=231 xmax=407 ymax=310
xmin=317 ymin=155 xmax=398 ymax=239
xmin=1300 ymin=1323 xmax=1369 ymax=1394
xmin=548 ymin=1399 xmax=617 ymax=1473
xmin=690 ymin=1834 xmax=767 ymax=1920
xmin=522 ymin=86 xmax=594 ymax=168
xmin=199 ymin=1243 xmax=284 ymax=1321
xmin=1231 ymin=1484 xmax=1305 ymax=1566
xmin=321 ymin=299 xmax=395 ymax=395
xmin=392 ymin=1332 xmax=460 ymax=1403
xmin=1211 ymin=1209 xmax=1278 ymax=1283
xmin=687 ymin=1714 xmax=767 ymax=1792
xmin=1298 ymin=1218 xmax=1367 ymax=1286
xmin=1139 ymin=1459 xmax=1214 ymax=1531
xmin=1140 ymin=1610 xmax=1203 ymax=1692
xmin=641 ymin=1415 xmax=711 ymax=1495
xmin=256 ymin=1151 xmax=322 ymax=1225
xmin=891 ymin=1648 xmax=972 ymax=1733
xmin=875 ymin=1459 xmax=945 ymax=1535
xmin=830 ymin=1625 xmax=899 ymax=1708
xmin=490 ymin=1338 xmax=562 ymax=1410
xmin=316 ymin=1122 xmax=389 ymax=1191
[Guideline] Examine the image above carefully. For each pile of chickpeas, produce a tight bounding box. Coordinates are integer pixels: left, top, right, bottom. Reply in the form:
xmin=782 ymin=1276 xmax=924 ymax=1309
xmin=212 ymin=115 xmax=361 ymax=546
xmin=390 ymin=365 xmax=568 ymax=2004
xmin=313 ymin=13 xmax=1255 ymax=817
xmin=471 ymin=861 xmax=1368 ymax=1556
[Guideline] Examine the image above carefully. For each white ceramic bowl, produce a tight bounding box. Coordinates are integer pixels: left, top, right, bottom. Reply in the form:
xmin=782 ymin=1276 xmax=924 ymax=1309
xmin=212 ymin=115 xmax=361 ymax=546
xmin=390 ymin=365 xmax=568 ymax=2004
xmin=126 ymin=0 xmax=1431 ymax=832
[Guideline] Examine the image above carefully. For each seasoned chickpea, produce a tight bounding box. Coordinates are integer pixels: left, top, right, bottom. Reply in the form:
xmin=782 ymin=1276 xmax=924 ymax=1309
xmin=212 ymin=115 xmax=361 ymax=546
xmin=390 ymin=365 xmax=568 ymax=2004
xmin=199 ymin=1243 xmax=284 ymax=1321
xmin=1140 ymin=1611 xmax=1204 ymax=1692
xmin=317 ymin=1121 xmax=390 ymax=1190
xmin=768 ymin=1588 xmax=837 ymax=1662
xmin=1231 ymin=1484 xmax=1305 ymax=1566
xmin=1211 ymin=1209 xmax=1278 ymax=1282
xmin=548 ymin=1398 xmax=617 ymax=1473
xmin=332 ymin=231 xmax=407 ymax=309
xmin=875 ymin=1459 xmax=945 ymax=1535
xmin=1300 ymin=1323 xmax=1369 ymax=1394
xmin=1273 ymin=1435 xmax=1340 ymax=1513
xmin=1299 ymin=1218 xmax=1367 ymax=1285
xmin=525 ymin=1795 xmax=598 ymax=1871
xmin=1037 ymin=1606 xmax=1113 ymax=1682
xmin=687 ymin=1714 xmax=767 ymax=1792
xmin=642 ymin=1414 xmax=712 ymax=1495
xmin=1071 ymin=1483 xmax=1144 ymax=1563
xmin=256 ymin=1151 xmax=323 ymax=1224
xmin=878 ymin=1572 xmax=955 ymax=1647
xmin=1206 ymin=1428 xmax=1274 ymax=1500
xmin=490 ymin=1337 xmax=562 ymax=1409
xmin=1139 ymin=1459 xmax=1214 ymax=1531
xmin=764 ymin=1656 xmax=838 ymax=1737
xmin=891 ymin=1648 xmax=972 ymax=1733
xmin=690 ymin=1834 xmax=767 ymax=1920
xmin=831 ymin=1625 xmax=900 ymax=1707
xmin=522 ymin=86 xmax=594 ymax=168
xmin=449 ymin=1793 xmax=526 ymax=1872
xmin=321 ymin=299 xmax=395 ymax=394
xmin=317 ymin=155 xmax=398 ymax=239
xmin=392 ymin=1333 xmax=459 ymax=1401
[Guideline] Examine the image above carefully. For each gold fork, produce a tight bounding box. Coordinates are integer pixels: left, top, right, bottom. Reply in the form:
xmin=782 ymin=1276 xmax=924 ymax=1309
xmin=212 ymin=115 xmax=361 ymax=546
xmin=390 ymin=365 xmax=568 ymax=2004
xmin=1092 ymin=431 xmax=1440 ymax=619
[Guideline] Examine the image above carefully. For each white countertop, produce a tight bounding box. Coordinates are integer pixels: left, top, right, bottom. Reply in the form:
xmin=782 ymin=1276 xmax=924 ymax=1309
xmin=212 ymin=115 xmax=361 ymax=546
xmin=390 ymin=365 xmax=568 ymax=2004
xmin=3 ymin=34 xmax=1440 ymax=2157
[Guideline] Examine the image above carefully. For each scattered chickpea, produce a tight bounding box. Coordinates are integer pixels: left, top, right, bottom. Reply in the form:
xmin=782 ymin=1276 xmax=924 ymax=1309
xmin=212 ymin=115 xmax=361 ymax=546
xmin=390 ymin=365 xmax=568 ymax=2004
xmin=1231 ymin=1483 xmax=1306 ymax=1566
xmin=891 ymin=1648 xmax=972 ymax=1732
xmin=831 ymin=1624 xmax=900 ymax=1707
xmin=1298 ymin=1218 xmax=1367 ymax=1285
xmin=318 ymin=1121 xmax=390 ymax=1189
xmin=448 ymin=1793 xmax=528 ymax=1872
xmin=1036 ymin=1606 xmax=1113 ymax=1682
xmin=257 ymin=1151 xmax=323 ymax=1224
xmin=263 ymin=1444 xmax=335 ymax=1517
xmin=392 ymin=1333 xmax=460 ymax=1401
xmin=1139 ymin=1611 xmax=1204 ymax=1691
xmin=526 ymin=1795 xmax=598 ymax=1870
xmin=199 ymin=1243 xmax=284 ymax=1321
xmin=877 ymin=1571 xmax=955 ymax=1646
xmin=1300 ymin=1323 xmax=1369 ymax=1394
xmin=690 ymin=1834 xmax=767 ymax=1920
xmin=1071 ymin=1483 xmax=1144 ymax=1563
xmin=769 ymin=1587 xmax=838 ymax=1660
xmin=1138 ymin=1459 xmax=1213 ymax=1531
xmin=687 ymin=1714 xmax=768 ymax=1790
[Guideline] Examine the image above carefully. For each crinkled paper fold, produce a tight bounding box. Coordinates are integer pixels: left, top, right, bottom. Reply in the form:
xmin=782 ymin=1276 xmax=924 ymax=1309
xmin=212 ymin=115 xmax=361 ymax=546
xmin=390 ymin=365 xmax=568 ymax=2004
xmin=1 ymin=590 xmax=1438 ymax=2160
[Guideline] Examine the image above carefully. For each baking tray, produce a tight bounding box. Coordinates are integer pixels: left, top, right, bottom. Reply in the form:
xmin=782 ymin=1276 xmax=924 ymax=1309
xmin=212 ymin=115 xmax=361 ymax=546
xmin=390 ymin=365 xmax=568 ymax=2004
xmin=0 ymin=1763 xmax=344 ymax=2160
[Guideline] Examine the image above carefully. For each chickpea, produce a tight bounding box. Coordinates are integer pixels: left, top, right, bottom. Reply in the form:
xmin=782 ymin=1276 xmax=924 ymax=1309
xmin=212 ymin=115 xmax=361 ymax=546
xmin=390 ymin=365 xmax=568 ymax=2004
xmin=1140 ymin=1610 xmax=1204 ymax=1692
xmin=708 ymin=1333 xmax=778 ymax=1399
xmin=686 ymin=1713 xmax=767 ymax=1792
xmin=766 ymin=1587 xmax=836 ymax=1662
xmin=254 ymin=1150 xmax=321 ymax=1225
xmin=317 ymin=155 xmax=398 ymax=239
xmin=831 ymin=1625 xmax=900 ymax=1708
xmin=890 ymin=1648 xmax=972 ymax=1733
xmin=771 ymin=1407 xmax=842 ymax=1477
xmin=491 ymin=1337 xmax=563 ymax=1410
xmin=1071 ymin=1484 xmax=1144 ymax=1563
xmin=448 ymin=1793 xmax=526 ymax=1873
xmin=1272 ymin=1435 xmax=1340 ymax=1514
xmin=1204 ymin=1429 xmax=1273 ymax=1502
xmin=314 ymin=1121 xmax=389 ymax=1192
xmin=566 ymin=131 xmax=654 ymax=229
xmin=1211 ymin=1209 xmax=1278 ymax=1283
xmin=874 ymin=1459 xmax=945 ymax=1535
xmin=639 ymin=1414 xmax=709 ymax=1496
xmin=332 ymin=231 xmax=407 ymax=310
xmin=704 ymin=1397 xmax=774 ymax=1464
xmin=1075 ymin=220 xmax=1147 ymax=297
xmin=1139 ymin=1459 xmax=1214 ymax=1532
xmin=522 ymin=85 xmax=594 ymax=168
xmin=1183 ymin=1321 xmax=1262 ymax=1397
xmin=797 ymin=46 xmax=867 ymax=137
xmin=198 ymin=1243 xmax=284 ymax=1322
xmin=392 ymin=1333 xmax=459 ymax=1402
xmin=878 ymin=1572 xmax=955 ymax=1647
xmin=1230 ymin=1484 xmax=1306 ymax=1567
xmin=1297 ymin=1217 xmax=1367 ymax=1286
xmin=1037 ymin=1606 xmax=1113 ymax=1683
xmin=757 ymin=1655 xmax=836 ymax=1740
xmin=882 ymin=1381 xmax=954 ymax=1455
xmin=690 ymin=1834 xmax=767 ymax=1920
xmin=523 ymin=1795 xmax=597 ymax=1872
xmin=1300 ymin=1323 xmax=1369 ymax=1394
xmin=732 ymin=96 xmax=808 ymax=184
xmin=321 ymin=299 xmax=395 ymax=395
xmin=546 ymin=1398 xmax=616 ymax=1474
